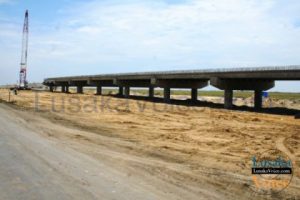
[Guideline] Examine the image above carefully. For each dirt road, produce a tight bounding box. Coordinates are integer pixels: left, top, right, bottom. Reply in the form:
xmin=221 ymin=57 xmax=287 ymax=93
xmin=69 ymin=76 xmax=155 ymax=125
xmin=0 ymin=103 xmax=201 ymax=200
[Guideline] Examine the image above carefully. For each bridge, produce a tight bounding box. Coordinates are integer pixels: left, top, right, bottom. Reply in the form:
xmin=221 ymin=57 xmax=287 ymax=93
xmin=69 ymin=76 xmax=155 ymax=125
xmin=43 ymin=66 xmax=300 ymax=109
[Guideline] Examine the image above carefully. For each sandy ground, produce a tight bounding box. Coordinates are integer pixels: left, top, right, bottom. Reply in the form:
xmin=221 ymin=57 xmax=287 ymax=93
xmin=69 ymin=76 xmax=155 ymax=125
xmin=0 ymin=89 xmax=299 ymax=199
xmin=0 ymin=103 xmax=204 ymax=200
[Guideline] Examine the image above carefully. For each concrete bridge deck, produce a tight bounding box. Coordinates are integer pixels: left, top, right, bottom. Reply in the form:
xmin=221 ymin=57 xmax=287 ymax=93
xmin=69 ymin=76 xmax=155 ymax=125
xmin=43 ymin=66 xmax=300 ymax=109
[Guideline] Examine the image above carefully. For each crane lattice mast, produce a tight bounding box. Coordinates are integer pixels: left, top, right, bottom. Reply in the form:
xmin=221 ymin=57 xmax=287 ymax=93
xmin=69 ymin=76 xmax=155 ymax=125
xmin=19 ymin=10 xmax=29 ymax=89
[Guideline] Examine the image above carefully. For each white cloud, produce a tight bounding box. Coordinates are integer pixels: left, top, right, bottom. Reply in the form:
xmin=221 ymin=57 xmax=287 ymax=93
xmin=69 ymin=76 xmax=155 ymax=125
xmin=0 ymin=0 xmax=14 ymax=5
xmin=44 ymin=1 xmax=300 ymax=68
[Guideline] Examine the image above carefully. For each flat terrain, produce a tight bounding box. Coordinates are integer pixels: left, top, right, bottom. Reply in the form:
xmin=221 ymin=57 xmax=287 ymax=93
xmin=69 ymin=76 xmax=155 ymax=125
xmin=0 ymin=89 xmax=299 ymax=199
xmin=0 ymin=103 xmax=200 ymax=200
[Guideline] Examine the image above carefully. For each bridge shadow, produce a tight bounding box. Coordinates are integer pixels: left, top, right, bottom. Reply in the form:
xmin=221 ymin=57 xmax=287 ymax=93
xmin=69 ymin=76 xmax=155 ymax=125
xmin=40 ymin=91 xmax=299 ymax=117
xmin=110 ymin=94 xmax=300 ymax=117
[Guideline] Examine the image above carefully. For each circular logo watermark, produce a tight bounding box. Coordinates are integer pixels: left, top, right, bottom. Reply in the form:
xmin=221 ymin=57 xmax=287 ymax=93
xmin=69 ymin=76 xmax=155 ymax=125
xmin=250 ymin=149 xmax=293 ymax=195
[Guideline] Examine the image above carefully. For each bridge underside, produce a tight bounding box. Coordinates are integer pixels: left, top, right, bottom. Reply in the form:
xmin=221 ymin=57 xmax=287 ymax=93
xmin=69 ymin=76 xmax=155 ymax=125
xmin=44 ymin=66 xmax=300 ymax=110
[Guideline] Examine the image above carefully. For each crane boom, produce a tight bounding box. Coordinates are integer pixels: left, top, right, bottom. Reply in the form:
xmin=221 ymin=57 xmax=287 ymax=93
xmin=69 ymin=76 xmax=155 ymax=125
xmin=19 ymin=10 xmax=29 ymax=89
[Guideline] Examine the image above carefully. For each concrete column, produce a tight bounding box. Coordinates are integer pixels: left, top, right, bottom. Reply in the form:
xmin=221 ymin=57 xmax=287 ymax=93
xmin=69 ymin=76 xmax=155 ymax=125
xmin=254 ymin=90 xmax=263 ymax=110
xmin=96 ymin=86 xmax=102 ymax=95
xmin=124 ymin=86 xmax=130 ymax=98
xmin=164 ymin=88 xmax=171 ymax=102
xmin=61 ymin=86 xmax=66 ymax=93
xmin=118 ymin=87 xmax=124 ymax=96
xmin=149 ymin=86 xmax=154 ymax=98
xmin=224 ymin=90 xmax=233 ymax=109
xmin=65 ymin=86 xmax=69 ymax=93
xmin=49 ymin=86 xmax=54 ymax=92
xmin=191 ymin=88 xmax=198 ymax=101
xmin=77 ymin=86 xmax=83 ymax=94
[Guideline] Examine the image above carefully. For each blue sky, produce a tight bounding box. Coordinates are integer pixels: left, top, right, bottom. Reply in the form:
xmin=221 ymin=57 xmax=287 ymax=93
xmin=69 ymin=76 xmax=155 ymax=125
xmin=0 ymin=0 xmax=300 ymax=91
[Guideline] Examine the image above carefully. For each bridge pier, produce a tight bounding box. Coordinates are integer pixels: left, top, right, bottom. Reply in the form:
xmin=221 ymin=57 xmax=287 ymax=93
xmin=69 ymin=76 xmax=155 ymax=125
xmin=49 ymin=86 xmax=54 ymax=92
xmin=118 ymin=87 xmax=124 ymax=96
xmin=124 ymin=86 xmax=130 ymax=98
xmin=164 ymin=88 xmax=171 ymax=102
xmin=96 ymin=85 xmax=102 ymax=95
xmin=211 ymin=78 xmax=274 ymax=110
xmin=149 ymin=86 xmax=154 ymax=98
xmin=61 ymin=86 xmax=66 ymax=93
xmin=254 ymin=90 xmax=263 ymax=110
xmin=191 ymin=88 xmax=198 ymax=101
xmin=77 ymin=86 xmax=83 ymax=94
xmin=224 ymin=90 xmax=233 ymax=109
xmin=65 ymin=85 xmax=69 ymax=93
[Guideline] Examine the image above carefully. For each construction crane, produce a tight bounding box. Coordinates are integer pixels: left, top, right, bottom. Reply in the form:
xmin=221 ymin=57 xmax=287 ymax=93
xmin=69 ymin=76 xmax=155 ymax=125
xmin=19 ymin=10 xmax=29 ymax=90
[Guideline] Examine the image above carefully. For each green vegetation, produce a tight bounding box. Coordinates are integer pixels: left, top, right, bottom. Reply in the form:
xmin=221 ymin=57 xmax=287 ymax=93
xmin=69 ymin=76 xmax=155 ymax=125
xmin=199 ymin=91 xmax=300 ymax=100
xmin=265 ymin=92 xmax=300 ymax=100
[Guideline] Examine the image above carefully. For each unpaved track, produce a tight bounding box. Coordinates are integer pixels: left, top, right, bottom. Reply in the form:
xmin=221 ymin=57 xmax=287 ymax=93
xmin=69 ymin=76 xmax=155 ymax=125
xmin=0 ymin=103 xmax=199 ymax=200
